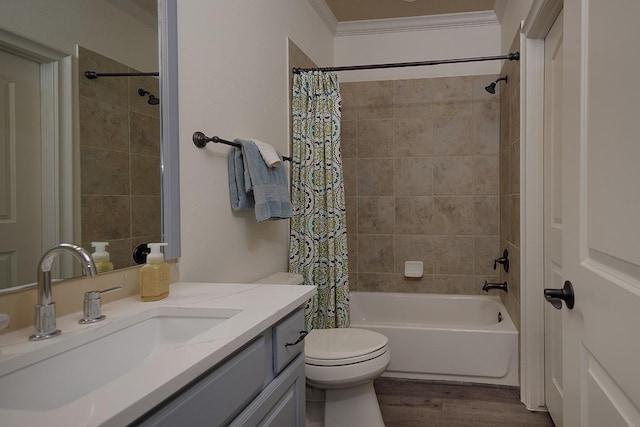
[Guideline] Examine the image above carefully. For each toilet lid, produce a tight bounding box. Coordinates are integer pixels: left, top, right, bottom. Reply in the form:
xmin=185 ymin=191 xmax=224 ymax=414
xmin=305 ymin=328 xmax=388 ymax=365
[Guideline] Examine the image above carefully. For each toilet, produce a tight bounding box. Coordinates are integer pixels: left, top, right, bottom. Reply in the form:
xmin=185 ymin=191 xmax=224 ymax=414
xmin=255 ymin=272 xmax=390 ymax=427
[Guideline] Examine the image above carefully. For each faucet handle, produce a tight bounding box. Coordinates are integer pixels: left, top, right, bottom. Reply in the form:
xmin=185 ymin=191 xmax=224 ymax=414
xmin=79 ymin=286 xmax=122 ymax=324
xmin=493 ymin=249 xmax=510 ymax=272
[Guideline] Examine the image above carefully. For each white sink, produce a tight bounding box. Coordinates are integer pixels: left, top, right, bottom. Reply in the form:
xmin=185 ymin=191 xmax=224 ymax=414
xmin=0 ymin=306 xmax=240 ymax=411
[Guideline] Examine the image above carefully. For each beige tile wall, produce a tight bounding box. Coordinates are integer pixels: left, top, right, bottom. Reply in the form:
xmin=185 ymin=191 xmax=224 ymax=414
xmin=499 ymin=34 xmax=521 ymax=330
xmin=79 ymin=47 xmax=161 ymax=269
xmin=341 ymin=75 xmax=503 ymax=295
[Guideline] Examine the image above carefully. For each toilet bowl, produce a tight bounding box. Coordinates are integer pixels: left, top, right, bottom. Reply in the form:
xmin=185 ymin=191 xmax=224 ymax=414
xmin=305 ymin=328 xmax=390 ymax=427
xmin=254 ymin=272 xmax=390 ymax=427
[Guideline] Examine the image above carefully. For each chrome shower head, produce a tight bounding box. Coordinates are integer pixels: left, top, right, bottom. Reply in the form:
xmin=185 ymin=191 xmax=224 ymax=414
xmin=137 ymin=88 xmax=160 ymax=105
xmin=484 ymin=76 xmax=508 ymax=94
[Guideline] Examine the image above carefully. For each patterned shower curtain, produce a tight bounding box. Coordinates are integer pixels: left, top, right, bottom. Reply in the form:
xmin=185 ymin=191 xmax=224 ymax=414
xmin=289 ymin=71 xmax=350 ymax=330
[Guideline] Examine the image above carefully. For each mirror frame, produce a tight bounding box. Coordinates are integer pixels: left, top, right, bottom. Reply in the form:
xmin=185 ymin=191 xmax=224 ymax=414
xmin=160 ymin=0 xmax=181 ymax=260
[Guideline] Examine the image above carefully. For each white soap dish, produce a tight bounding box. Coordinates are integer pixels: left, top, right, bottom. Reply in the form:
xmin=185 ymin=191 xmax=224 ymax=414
xmin=404 ymin=261 xmax=423 ymax=278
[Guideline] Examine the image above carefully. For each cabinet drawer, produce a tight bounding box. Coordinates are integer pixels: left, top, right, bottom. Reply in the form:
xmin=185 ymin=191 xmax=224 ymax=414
xmin=135 ymin=337 xmax=267 ymax=427
xmin=272 ymin=308 xmax=306 ymax=374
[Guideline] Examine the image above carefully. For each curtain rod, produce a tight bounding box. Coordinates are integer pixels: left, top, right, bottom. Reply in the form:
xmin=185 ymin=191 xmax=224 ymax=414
xmin=292 ymin=52 xmax=519 ymax=74
xmin=84 ymin=71 xmax=159 ymax=79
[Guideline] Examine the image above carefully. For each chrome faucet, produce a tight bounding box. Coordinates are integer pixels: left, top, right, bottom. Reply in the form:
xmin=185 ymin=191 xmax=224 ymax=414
xmin=29 ymin=243 xmax=98 ymax=341
xmin=482 ymin=281 xmax=508 ymax=292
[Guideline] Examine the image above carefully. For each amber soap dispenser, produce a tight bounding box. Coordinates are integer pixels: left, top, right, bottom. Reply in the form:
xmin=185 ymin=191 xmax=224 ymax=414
xmin=140 ymin=243 xmax=170 ymax=301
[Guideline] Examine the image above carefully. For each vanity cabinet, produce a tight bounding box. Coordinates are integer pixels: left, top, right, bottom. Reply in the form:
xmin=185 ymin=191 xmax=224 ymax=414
xmin=134 ymin=308 xmax=306 ymax=427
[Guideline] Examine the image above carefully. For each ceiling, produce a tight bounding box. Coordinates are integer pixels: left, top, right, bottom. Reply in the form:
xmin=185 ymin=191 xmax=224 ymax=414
xmin=324 ymin=0 xmax=496 ymax=22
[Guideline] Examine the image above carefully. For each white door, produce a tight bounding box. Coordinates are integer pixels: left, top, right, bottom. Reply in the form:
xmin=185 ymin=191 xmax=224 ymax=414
xmin=0 ymin=49 xmax=42 ymax=289
xmin=543 ymin=9 xmax=564 ymax=426
xmin=560 ymin=0 xmax=640 ymax=425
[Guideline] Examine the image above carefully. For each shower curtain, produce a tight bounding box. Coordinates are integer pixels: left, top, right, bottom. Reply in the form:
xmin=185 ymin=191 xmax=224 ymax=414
xmin=289 ymin=71 xmax=350 ymax=330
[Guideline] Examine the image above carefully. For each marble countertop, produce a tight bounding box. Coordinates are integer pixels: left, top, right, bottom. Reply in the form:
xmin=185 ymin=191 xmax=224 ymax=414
xmin=0 ymin=281 xmax=315 ymax=426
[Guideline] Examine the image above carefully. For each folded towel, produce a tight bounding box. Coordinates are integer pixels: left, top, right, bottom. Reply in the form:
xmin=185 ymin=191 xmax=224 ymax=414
xmin=228 ymin=145 xmax=255 ymax=211
xmin=230 ymin=139 xmax=292 ymax=222
xmin=249 ymin=138 xmax=282 ymax=168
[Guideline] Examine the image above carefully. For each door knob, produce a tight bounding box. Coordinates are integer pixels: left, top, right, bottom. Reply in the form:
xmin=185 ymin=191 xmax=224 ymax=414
xmin=544 ymin=280 xmax=575 ymax=310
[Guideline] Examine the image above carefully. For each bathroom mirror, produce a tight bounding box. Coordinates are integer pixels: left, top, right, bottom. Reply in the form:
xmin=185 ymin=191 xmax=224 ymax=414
xmin=0 ymin=0 xmax=180 ymax=293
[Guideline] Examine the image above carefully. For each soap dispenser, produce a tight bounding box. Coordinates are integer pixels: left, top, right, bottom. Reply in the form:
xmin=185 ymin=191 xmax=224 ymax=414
xmin=140 ymin=243 xmax=170 ymax=301
xmin=91 ymin=242 xmax=114 ymax=273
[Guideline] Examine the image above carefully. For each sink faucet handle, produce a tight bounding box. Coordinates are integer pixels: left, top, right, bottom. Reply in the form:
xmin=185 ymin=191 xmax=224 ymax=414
xmin=79 ymin=286 xmax=123 ymax=324
xmin=98 ymin=286 xmax=123 ymax=296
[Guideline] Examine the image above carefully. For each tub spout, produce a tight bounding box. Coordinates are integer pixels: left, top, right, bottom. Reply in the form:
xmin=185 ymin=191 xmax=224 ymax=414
xmin=482 ymin=281 xmax=508 ymax=292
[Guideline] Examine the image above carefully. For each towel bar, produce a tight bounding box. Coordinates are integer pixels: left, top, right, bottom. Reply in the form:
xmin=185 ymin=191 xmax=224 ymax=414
xmin=193 ymin=132 xmax=291 ymax=162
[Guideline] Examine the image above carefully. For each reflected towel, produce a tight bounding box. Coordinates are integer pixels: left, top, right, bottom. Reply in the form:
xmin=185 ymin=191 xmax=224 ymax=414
xmin=249 ymin=138 xmax=282 ymax=168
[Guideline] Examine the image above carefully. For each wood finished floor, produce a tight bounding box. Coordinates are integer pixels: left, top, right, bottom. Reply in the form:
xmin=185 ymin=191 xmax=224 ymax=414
xmin=374 ymin=378 xmax=555 ymax=427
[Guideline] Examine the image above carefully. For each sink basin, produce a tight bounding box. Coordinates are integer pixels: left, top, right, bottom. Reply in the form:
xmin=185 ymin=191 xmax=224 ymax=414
xmin=0 ymin=306 xmax=240 ymax=411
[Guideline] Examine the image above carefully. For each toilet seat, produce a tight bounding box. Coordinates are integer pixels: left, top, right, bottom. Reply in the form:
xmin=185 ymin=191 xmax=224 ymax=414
xmin=305 ymin=328 xmax=388 ymax=366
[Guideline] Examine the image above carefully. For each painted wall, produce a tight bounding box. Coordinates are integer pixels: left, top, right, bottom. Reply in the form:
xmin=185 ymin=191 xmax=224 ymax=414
xmin=334 ymin=23 xmax=502 ymax=82
xmin=498 ymin=0 xmax=535 ymax=54
xmin=176 ymin=1 xmax=334 ymax=283
xmin=0 ymin=0 xmax=157 ymax=70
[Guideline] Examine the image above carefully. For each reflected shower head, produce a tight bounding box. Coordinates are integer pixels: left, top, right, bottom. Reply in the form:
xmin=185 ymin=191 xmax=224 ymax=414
xmin=485 ymin=76 xmax=508 ymax=94
xmin=137 ymin=88 xmax=160 ymax=105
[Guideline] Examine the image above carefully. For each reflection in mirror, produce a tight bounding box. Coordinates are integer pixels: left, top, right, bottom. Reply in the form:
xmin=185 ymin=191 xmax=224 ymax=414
xmin=0 ymin=0 xmax=180 ymax=294
xmin=79 ymin=46 xmax=162 ymax=270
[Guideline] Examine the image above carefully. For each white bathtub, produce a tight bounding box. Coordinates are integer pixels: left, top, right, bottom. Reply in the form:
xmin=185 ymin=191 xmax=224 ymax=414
xmin=350 ymin=292 xmax=519 ymax=386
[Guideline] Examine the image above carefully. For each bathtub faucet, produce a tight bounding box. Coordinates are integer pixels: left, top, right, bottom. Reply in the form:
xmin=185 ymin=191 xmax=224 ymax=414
xmin=482 ymin=281 xmax=508 ymax=292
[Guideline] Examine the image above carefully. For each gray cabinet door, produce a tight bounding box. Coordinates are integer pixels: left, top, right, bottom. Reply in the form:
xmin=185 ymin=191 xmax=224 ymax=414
xmin=135 ymin=337 xmax=267 ymax=427
xmin=230 ymin=353 xmax=305 ymax=427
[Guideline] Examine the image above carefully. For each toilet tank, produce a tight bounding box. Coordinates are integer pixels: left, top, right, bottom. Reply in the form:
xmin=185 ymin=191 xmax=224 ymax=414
xmin=254 ymin=272 xmax=304 ymax=285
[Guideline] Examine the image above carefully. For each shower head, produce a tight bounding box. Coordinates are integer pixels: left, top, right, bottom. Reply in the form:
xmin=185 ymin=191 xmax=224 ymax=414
xmin=147 ymin=94 xmax=160 ymax=105
xmin=484 ymin=76 xmax=508 ymax=94
xmin=137 ymin=88 xmax=160 ymax=105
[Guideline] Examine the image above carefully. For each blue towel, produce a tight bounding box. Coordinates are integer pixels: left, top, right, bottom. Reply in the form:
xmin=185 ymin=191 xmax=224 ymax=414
xmin=228 ymin=139 xmax=292 ymax=222
xmin=228 ymin=145 xmax=254 ymax=211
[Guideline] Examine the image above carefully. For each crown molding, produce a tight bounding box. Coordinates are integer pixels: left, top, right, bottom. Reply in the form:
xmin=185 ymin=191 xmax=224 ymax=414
xmin=307 ymin=0 xmax=338 ymax=34
xmin=106 ymin=0 xmax=157 ymax=29
xmin=334 ymin=10 xmax=499 ymax=37
xmin=493 ymin=0 xmax=508 ymax=22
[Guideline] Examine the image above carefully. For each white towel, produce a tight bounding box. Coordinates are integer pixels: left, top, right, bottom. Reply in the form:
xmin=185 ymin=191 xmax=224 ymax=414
xmin=249 ymin=138 xmax=282 ymax=168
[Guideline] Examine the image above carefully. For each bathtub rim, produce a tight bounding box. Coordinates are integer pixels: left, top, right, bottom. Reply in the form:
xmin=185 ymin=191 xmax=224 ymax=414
xmin=349 ymin=291 xmax=518 ymax=332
